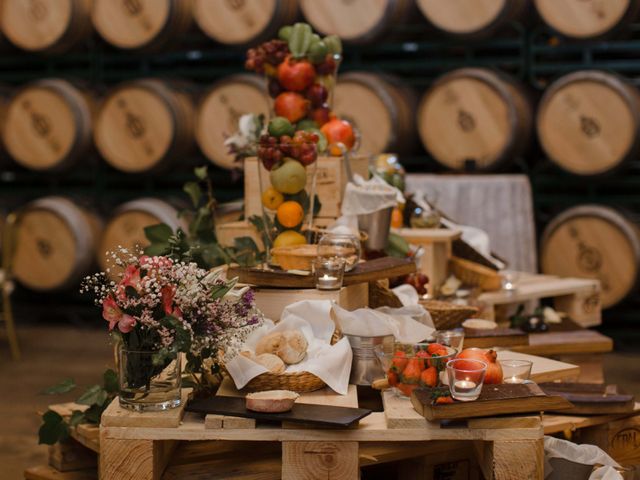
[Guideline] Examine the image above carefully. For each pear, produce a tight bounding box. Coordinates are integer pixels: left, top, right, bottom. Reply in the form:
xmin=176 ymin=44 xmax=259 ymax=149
xmin=270 ymin=158 xmax=307 ymax=195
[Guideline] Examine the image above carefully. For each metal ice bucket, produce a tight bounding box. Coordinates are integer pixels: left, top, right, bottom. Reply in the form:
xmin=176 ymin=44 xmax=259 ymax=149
xmin=346 ymin=333 xmax=394 ymax=386
xmin=358 ymin=207 xmax=393 ymax=251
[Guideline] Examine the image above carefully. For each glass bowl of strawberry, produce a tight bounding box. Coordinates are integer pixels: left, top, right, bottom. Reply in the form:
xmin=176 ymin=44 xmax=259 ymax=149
xmin=374 ymin=342 xmax=457 ymax=398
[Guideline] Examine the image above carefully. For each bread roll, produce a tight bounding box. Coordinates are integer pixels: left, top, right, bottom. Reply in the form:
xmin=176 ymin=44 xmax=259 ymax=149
xmin=255 ymin=332 xmax=283 ymax=356
xmin=277 ymin=330 xmax=308 ymax=365
xmin=246 ymin=390 xmax=299 ymax=413
xmin=254 ymin=353 xmax=286 ymax=374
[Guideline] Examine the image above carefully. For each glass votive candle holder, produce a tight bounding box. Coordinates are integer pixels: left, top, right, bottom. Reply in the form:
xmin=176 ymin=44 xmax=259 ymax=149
xmin=435 ymin=329 xmax=465 ymax=352
xmin=501 ymin=359 xmax=533 ymax=384
xmin=313 ymin=257 xmax=345 ymax=291
xmin=446 ymin=358 xmax=487 ymax=402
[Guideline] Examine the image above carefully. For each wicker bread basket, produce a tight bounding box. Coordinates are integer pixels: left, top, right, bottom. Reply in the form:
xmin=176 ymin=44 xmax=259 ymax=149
xmin=241 ymin=327 xmax=342 ymax=393
xmin=270 ymin=244 xmax=356 ymax=271
xmin=449 ymin=256 xmax=502 ymax=291
xmin=420 ymin=300 xmax=479 ymax=330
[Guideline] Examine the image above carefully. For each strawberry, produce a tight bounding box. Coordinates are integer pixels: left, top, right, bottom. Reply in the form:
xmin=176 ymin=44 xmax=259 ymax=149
xmin=401 ymin=358 xmax=422 ymax=384
xmin=427 ymin=343 xmax=446 ymax=355
xmin=415 ymin=350 xmax=431 ymax=369
xmin=397 ymin=383 xmax=418 ymax=397
xmin=435 ymin=396 xmax=454 ymax=405
xmin=387 ymin=370 xmax=399 ymax=387
xmin=391 ymin=351 xmax=408 ymax=373
xmin=420 ymin=366 xmax=438 ymax=388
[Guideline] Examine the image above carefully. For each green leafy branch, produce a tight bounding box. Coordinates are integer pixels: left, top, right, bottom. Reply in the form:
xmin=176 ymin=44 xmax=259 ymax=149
xmin=38 ymin=369 xmax=118 ymax=445
xmin=144 ymin=166 xmax=264 ymax=268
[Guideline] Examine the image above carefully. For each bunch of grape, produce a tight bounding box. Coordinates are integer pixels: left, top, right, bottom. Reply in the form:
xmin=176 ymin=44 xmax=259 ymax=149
xmin=280 ymin=131 xmax=319 ymax=166
xmin=257 ymin=134 xmax=284 ymax=170
xmin=245 ymin=40 xmax=289 ymax=73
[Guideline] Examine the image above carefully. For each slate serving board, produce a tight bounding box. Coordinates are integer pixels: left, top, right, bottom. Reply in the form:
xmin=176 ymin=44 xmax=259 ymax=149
xmin=186 ymin=396 xmax=372 ymax=428
xmin=538 ymin=383 xmax=635 ymax=414
xmin=411 ymin=383 xmax=573 ymax=421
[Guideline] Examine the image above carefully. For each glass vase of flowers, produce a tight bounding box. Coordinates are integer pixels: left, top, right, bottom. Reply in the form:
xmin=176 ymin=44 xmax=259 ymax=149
xmin=82 ymin=250 xmax=262 ymax=411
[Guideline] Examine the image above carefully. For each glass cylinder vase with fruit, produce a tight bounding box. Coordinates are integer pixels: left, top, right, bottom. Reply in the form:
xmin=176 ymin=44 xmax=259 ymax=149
xmin=245 ymin=23 xmax=352 ymax=259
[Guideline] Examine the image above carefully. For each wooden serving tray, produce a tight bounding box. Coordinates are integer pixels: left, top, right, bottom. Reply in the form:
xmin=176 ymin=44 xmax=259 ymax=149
xmin=538 ymin=383 xmax=635 ymax=415
xmin=228 ymin=256 xmax=416 ymax=288
xmin=411 ymin=383 xmax=573 ymax=421
xmin=465 ymin=327 xmax=529 ymax=349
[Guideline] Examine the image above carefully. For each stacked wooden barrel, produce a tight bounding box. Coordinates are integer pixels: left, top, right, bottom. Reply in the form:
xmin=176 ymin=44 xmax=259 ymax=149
xmin=541 ymin=205 xmax=640 ymax=308
xmin=2 ymin=79 xmax=94 ymax=171
xmin=94 ymin=79 xmax=195 ymax=173
xmin=417 ymin=68 xmax=533 ymax=171
xmin=333 ymin=72 xmax=416 ymax=155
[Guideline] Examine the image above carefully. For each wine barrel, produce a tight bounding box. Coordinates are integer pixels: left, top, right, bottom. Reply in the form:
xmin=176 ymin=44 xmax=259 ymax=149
xmin=13 ymin=197 xmax=102 ymax=291
xmin=2 ymin=79 xmax=93 ymax=171
xmin=194 ymin=0 xmax=298 ymax=46
xmin=333 ymin=72 xmax=416 ymax=155
xmin=541 ymin=205 xmax=640 ymax=308
xmin=417 ymin=68 xmax=532 ymax=171
xmin=91 ymin=0 xmax=192 ymax=51
xmin=95 ymin=79 xmax=195 ymax=173
xmin=537 ymin=71 xmax=640 ymax=176
xmin=299 ymin=0 xmax=412 ymax=44
xmin=98 ymin=198 xmax=186 ymax=275
xmin=417 ymin=0 xmax=527 ymax=39
xmin=196 ymin=74 xmax=269 ymax=170
xmin=534 ymin=0 xmax=640 ymax=40
xmin=1 ymin=0 xmax=92 ymax=53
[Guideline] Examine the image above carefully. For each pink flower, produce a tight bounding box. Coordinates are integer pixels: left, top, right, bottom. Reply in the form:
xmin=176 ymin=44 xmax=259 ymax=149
xmin=161 ymin=285 xmax=176 ymax=316
xmin=121 ymin=265 xmax=142 ymax=292
xmin=138 ymin=255 xmax=150 ymax=266
xmin=102 ymin=296 xmax=122 ymax=331
xmin=117 ymin=314 xmax=137 ymax=333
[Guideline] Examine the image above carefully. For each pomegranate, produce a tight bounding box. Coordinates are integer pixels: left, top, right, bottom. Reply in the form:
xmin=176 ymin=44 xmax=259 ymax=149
xmin=277 ymin=57 xmax=315 ymax=92
xmin=274 ymin=92 xmax=309 ymax=123
xmin=457 ymin=348 xmax=503 ymax=384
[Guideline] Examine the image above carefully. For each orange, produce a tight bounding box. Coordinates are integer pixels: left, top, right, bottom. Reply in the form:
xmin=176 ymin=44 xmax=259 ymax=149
xmin=273 ymin=230 xmax=306 ymax=248
xmin=390 ymin=207 xmax=403 ymax=229
xmin=276 ymin=200 xmax=304 ymax=228
xmin=261 ymin=186 xmax=284 ymax=210
xmin=320 ymin=118 xmax=356 ymax=156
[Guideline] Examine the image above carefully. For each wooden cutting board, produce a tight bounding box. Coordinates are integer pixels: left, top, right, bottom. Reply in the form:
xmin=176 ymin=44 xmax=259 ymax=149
xmin=186 ymin=396 xmax=372 ymax=428
xmin=228 ymin=256 xmax=416 ymax=288
xmin=411 ymin=383 xmax=573 ymax=421
xmin=538 ymin=383 xmax=635 ymax=414
xmin=465 ymin=328 xmax=529 ymax=349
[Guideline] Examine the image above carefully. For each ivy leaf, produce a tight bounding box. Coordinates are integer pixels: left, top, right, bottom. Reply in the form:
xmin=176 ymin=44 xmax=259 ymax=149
xmin=41 ymin=378 xmax=75 ymax=395
xmin=77 ymin=385 xmax=108 ymax=407
xmin=83 ymin=404 xmax=104 ymax=424
xmin=144 ymin=242 xmax=170 ymax=256
xmin=69 ymin=410 xmax=85 ymax=427
xmin=183 ymin=182 xmax=202 ymax=208
xmin=194 ymin=166 xmax=208 ymax=181
xmin=103 ymin=369 xmax=118 ymax=394
xmin=144 ymin=223 xmax=174 ymax=244
xmin=38 ymin=410 xmax=69 ymax=445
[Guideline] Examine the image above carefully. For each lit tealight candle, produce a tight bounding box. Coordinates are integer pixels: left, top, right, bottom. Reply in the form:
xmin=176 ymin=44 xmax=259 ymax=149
xmin=454 ymin=380 xmax=477 ymax=393
xmin=504 ymin=375 xmax=524 ymax=384
xmin=317 ymin=274 xmax=338 ymax=287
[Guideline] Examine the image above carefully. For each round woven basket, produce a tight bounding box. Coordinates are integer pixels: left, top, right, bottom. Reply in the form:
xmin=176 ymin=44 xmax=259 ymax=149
xmin=242 ymin=327 xmax=342 ymax=393
xmin=420 ymin=300 xmax=479 ymax=330
xmin=449 ymin=257 xmax=502 ymax=291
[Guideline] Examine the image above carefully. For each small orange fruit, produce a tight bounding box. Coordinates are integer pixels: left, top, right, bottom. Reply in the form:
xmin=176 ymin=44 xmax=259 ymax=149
xmin=261 ymin=186 xmax=284 ymax=210
xmin=391 ymin=207 xmax=403 ymax=229
xmin=276 ymin=200 xmax=304 ymax=228
xmin=320 ymin=118 xmax=356 ymax=156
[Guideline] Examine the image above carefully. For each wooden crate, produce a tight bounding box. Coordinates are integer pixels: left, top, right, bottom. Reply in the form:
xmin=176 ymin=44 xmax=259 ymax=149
xmin=478 ymin=273 xmax=601 ymax=327
xmin=215 ymin=220 xmax=264 ymax=251
xmin=244 ymin=155 xmax=370 ymax=221
xmin=253 ymin=282 xmax=369 ymax=321
xmin=577 ymin=414 xmax=640 ymax=465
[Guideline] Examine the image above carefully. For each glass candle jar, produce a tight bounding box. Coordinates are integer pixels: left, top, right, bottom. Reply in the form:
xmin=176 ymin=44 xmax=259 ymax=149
xmin=446 ymin=358 xmax=487 ymax=402
xmin=313 ymin=257 xmax=345 ymax=291
xmin=435 ymin=329 xmax=465 ymax=352
xmin=501 ymin=359 xmax=533 ymax=384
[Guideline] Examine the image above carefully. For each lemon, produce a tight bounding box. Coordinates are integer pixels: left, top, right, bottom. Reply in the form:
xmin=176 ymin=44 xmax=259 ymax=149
xmin=273 ymin=230 xmax=306 ymax=248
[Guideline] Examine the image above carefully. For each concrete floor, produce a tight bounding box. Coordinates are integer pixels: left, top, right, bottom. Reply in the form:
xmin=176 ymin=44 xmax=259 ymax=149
xmin=0 ymin=324 xmax=638 ymax=480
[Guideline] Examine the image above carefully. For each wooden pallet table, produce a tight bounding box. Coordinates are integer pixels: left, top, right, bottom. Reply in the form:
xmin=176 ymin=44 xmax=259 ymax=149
xmin=93 ymin=351 xmax=578 ymax=480
xmin=478 ymin=273 xmax=601 ymax=327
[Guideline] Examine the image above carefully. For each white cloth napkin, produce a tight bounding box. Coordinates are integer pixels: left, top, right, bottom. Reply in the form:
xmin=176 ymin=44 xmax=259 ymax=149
xmin=333 ymin=304 xmax=434 ymax=343
xmin=544 ymin=436 xmax=621 ymax=479
xmin=225 ymin=300 xmax=352 ymax=395
xmin=341 ymin=174 xmax=402 ymax=216
xmin=392 ymin=284 xmax=420 ymax=306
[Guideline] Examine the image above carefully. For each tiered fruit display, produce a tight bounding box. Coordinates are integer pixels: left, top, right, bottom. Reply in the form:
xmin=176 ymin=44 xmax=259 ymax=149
xmin=246 ymin=22 xmax=356 ymax=247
